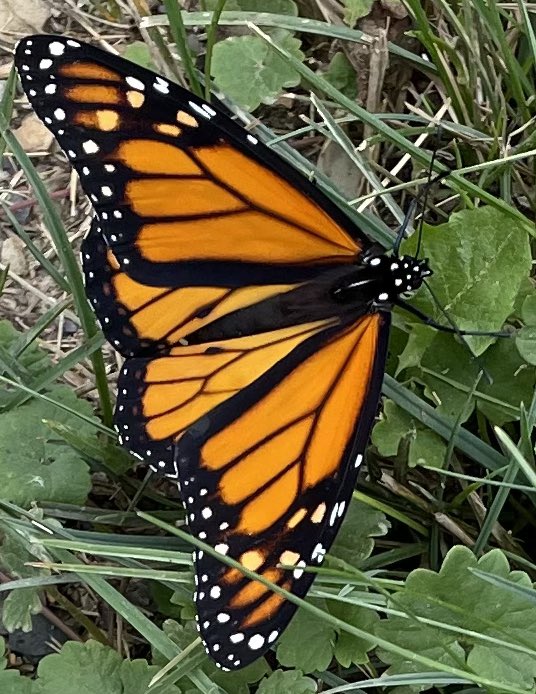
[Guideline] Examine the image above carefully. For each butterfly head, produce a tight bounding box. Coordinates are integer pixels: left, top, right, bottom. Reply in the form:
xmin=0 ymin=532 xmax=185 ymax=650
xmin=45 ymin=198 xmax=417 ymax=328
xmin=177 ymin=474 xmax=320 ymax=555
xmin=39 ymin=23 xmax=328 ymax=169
xmin=332 ymin=254 xmax=432 ymax=307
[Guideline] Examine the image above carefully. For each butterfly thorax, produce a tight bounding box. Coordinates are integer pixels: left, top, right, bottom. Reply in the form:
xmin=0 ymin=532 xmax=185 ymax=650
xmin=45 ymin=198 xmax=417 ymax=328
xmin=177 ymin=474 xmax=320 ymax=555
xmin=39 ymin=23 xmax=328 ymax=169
xmin=332 ymin=254 xmax=433 ymax=308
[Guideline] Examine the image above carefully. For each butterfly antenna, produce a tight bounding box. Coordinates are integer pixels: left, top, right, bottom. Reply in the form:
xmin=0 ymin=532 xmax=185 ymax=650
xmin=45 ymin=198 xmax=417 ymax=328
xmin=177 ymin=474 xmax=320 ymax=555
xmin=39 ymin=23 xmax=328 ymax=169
xmin=392 ymin=147 xmax=450 ymax=257
xmin=415 ymin=137 xmax=441 ymax=259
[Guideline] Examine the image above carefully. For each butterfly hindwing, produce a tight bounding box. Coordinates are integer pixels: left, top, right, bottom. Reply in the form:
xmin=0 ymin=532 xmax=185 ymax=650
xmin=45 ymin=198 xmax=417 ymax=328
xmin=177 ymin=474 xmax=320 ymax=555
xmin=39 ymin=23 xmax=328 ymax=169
xmin=172 ymin=314 xmax=388 ymax=668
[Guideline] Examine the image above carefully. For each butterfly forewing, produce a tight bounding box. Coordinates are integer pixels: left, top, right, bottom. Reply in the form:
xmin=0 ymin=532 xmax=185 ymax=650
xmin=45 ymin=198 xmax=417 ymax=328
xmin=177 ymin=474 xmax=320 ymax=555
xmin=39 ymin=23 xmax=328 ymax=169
xmin=15 ymin=35 xmax=365 ymax=288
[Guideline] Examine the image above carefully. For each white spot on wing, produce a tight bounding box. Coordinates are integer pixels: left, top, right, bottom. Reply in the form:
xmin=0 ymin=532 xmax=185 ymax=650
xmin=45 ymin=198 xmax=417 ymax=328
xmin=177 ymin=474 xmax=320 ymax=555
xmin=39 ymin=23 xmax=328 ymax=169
xmin=49 ymin=42 xmax=65 ymax=56
xmin=189 ymin=100 xmax=210 ymax=119
xmin=39 ymin=58 xmax=52 ymax=69
xmin=203 ymin=104 xmax=217 ymax=117
xmin=248 ymin=634 xmax=265 ymax=650
xmin=154 ymin=77 xmax=169 ymax=94
xmin=293 ymin=560 xmax=306 ymax=579
xmin=83 ymin=140 xmax=99 ymax=154
xmin=267 ymin=630 xmax=278 ymax=643
xmin=126 ymin=75 xmax=145 ymax=91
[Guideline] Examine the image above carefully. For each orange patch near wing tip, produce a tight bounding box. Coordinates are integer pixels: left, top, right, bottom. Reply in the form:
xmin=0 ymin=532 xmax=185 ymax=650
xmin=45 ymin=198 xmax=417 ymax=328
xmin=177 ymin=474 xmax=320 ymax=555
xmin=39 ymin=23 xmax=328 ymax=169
xmin=74 ymin=109 xmax=119 ymax=131
xmin=65 ymin=84 xmax=122 ymax=104
xmin=126 ymin=90 xmax=145 ymax=108
xmin=106 ymin=249 xmax=120 ymax=271
xmin=60 ymin=62 xmax=120 ymax=81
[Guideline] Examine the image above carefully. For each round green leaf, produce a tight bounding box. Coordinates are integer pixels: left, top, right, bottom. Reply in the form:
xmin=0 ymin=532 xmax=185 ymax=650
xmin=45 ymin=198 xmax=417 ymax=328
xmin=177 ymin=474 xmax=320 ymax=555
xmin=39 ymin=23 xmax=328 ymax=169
xmin=515 ymin=326 xmax=536 ymax=365
xmin=402 ymin=207 xmax=532 ymax=356
xmin=211 ymin=33 xmax=304 ymax=111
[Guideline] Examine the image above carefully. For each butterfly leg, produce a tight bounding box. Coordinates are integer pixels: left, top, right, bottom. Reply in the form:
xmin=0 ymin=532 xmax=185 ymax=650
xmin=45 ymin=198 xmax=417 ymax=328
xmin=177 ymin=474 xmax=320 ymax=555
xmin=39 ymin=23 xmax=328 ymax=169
xmin=395 ymin=299 xmax=511 ymax=338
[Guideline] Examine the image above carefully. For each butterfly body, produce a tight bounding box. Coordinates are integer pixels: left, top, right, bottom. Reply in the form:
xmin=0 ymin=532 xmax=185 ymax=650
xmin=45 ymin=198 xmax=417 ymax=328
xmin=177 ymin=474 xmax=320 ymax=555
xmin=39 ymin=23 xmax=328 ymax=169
xmin=15 ymin=35 xmax=431 ymax=670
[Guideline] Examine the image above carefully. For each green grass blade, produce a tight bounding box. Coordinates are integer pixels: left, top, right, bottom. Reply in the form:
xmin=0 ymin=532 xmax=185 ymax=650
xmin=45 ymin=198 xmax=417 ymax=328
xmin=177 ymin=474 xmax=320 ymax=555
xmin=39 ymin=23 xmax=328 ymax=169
xmin=0 ymin=122 xmax=113 ymax=425
xmin=162 ymin=0 xmax=203 ymax=97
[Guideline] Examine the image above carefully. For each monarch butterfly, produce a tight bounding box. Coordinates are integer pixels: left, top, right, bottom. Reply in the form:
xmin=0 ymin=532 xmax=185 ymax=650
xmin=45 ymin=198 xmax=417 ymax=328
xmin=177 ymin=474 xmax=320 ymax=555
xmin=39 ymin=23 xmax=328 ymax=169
xmin=15 ymin=35 xmax=437 ymax=670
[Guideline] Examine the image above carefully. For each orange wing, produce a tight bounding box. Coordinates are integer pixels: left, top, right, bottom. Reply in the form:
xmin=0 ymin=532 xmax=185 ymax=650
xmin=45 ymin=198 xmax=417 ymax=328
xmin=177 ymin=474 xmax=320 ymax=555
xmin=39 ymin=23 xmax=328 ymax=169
xmin=115 ymin=313 xmax=388 ymax=668
xmin=15 ymin=35 xmax=366 ymax=292
xmin=82 ymin=221 xmax=303 ymax=357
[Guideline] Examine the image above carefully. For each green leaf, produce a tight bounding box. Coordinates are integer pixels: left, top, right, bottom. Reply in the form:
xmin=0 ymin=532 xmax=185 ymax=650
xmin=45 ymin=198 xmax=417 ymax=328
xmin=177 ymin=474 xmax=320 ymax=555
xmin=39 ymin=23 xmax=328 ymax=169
xmin=521 ymin=292 xmax=536 ymax=325
xmin=256 ymin=669 xmax=316 ymax=694
xmin=402 ymin=206 xmax=532 ymax=355
xmin=416 ymin=331 xmax=533 ymax=426
xmin=477 ymin=337 xmax=534 ymax=423
xmin=321 ymin=52 xmax=357 ymax=100
xmin=515 ymin=326 xmax=536 ymax=365
xmin=0 ymin=385 xmax=94 ymax=506
xmin=343 ymin=0 xmax=374 ymax=26
xmin=2 ymin=589 xmax=42 ymax=633
xmin=211 ymin=32 xmax=304 ymax=110
xmin=276 ymin=603 xmax=336 ymax=672
xmin=376 ymin=546 xmax=536 ymax=689
xmin=395 ymin=324 xmax=435 ymax=376
xmin=122 ymin=41 xmax=154 ymax=69
xmin=35 ymin=640 xmax=181 ymax=694
xmin=329 ymin=601 xmax=378 ymax=667
xmin=330 ymin=498 xmax=389 ymax=565
xmin=0 ymin=638 xmax=32 ymax=694
xmin=163 ymin=621 xmax=268 ymax=693
xmin=0 ymin=512 xmax=57 ymax=632
xmin=372 ymin=400 xmax=447 ymax=468
xmin=0 ymin=320 xmax=51 ymax=384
